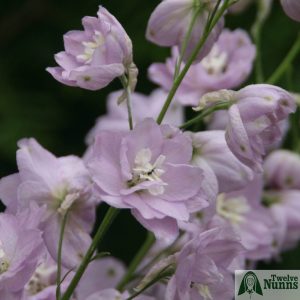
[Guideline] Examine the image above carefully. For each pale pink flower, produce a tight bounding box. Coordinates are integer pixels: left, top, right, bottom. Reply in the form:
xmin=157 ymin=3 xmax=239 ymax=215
xmin=0 ymin=139 xmax=96 ymax=269
xmin=86 ymin=89 xmax=184 ymax=144
xmin=188 ymin=130 xmax=253 ymax=193
xmin=76 ymin=257 xmax=126 ymax=300
xmin=265 ymin=190 xmax=300 ymax=253
xmin=215 ymin=176 xmax=275 ymax=260
xmin=225 ymin=84 xmax=296 ymax=172
xmin=281 ymin=0 xmax=300 ymax=21
xmin=264 ymin=150 xmax=300 ymax=190
xmin=149 ymin=29 xmax=256 ymax=106
xmin=0 ymin=212 xmax=44 ymax=300
xmin=47 ymin=6 xmax=136 ymax=90
xmin=87 ymin=119 xmax=208 ymax=241
xmin=146 ymin=0 xmax=224 ymax=63
xmin=165 ymin=226 xmax=242 ymax=300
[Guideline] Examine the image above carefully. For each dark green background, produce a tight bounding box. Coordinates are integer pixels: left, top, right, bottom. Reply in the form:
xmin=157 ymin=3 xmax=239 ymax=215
xmin=0 ymin=0 xmax=299 ymax=267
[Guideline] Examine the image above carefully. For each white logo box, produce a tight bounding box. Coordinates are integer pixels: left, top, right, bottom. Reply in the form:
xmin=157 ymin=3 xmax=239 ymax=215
xmin=235 ymin=270 xmax=300 ymax=300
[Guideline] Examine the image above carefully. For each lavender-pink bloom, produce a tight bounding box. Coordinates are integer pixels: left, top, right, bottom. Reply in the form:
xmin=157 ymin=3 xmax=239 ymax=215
xmin=264 ymin=150 xmax=300 ymax=190
xmin=22 ymin=256 xmax=72 ymax=300
xmin=85 ymin=289 xmax=129 ymax=300
xmin=265 ymin=190 xmax=300 ymax=253
xmin=215 ymin=175 xmax=275 ymax=260
xmin=263 ymin=150 xmax=300 ymax=251
xmin=85 ymin=289 xmax=154 ymax=300
xmin=225 ymin=84 xmax=296 ymax=172
xmin=166 ymin=226 xmax=242 ymax=300
xmin=22 ymin=256 xmax=125 ymax=300
xmin=188 ymin=130 xmax=253 ymax=193
xmin=47 ymin=6 xmax=136 ymax=90
xmin=149 ymin=29 xmax=255 ymax=106
xmin=206 ymin=109 xmax=229 ymax=130
xmin=208 ymin=111 xmax=290 ymax=152
xmin=76 ymin=257 xmax=126 ymax=300
xmin=87 ymin=118 xmax=206 ymax=241
xmin=281 ymin=0 xmax=300 ymax=21
xmin=0 ymin=290 xmax=24 ymax=300
xmin=0 ymin=138 xmax=96 ymax=269
xmin=0 ymin=212 xmax=44 ymax=299
xmin=146 ymin=0 xmax=224 ymax=64
xmin=86 ymin=89 xmax=184 ymax=144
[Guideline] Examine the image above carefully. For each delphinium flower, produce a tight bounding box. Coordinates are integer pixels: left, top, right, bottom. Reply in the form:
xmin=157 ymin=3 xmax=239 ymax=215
xmin=263 ymin=150 xmax=300 ymax=253
xmin=87 ymin=118 xmax=210 ymax=241
xmin=146 ymin=0 xmax=224 ymax=63
xmin=22 ymin=256 xmax=70 ymax=300
xmin=85 ymin=289 xmax=154 ymax=300
xmin=85 ymin=289 xmax=128 ymax=300
xmin=230 ymin=0 xmax=299 ymax=22
xmin=187 ymin=130 xmax=254 ymax=193
xmin=208 ymin=111 xmax=290 ymax=152
xmin=75 ymin=257 xmax=126 ymax=300
xmin=149 ymin=29 xmax=256 ymax=106
xmin=265 ymin=190 xmax=300 ymax=254
xmin=22 ymin=256 xmax=126 ymax=300
xmin=47 ymin=6 xmax=137 ymax=91
xmin=1 ymin=0 xmax=299 ymax=298
xmin=0 ymin=138 xmax=96 ymax=269
xmin=0 ymin=212 xmax=44 ymax=300
xmin=281 ymin=0 xmax=300 ymax=22
xmin=194 ymin=85 xmax=296 ymax=172
xmin=264 ymin=150 xmax=300 ymax=190
xmin=214 ymin=176 xmax=275 ymax=261
xmin=225 ymin=85 xmax=296 ymax=172
xmin=165 ymin=226 xmax=242 ymax=300
xmin=85 ymin=89 xmax=184 ymax=144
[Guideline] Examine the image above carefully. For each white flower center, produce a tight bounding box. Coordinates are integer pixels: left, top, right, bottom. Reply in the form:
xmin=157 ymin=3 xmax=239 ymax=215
xmin=201 ymin=45 xmax=228 ymax=75
xmin=0 ymin=241 xmax=9 ymax=274
xmin=77 ymin=30 xmax=105 ymax=64
xmin=130 ymin=148 xmax=167 ymax=195
xmin=57 ymin=193 xmax=78 ymax=215
xmin=195 ymin=284 xmax=213 ymax=300
xmin=217 ymin=194 xmax=250 ymax=225
xmin=25 ymin=263 xmax=56 ymax=295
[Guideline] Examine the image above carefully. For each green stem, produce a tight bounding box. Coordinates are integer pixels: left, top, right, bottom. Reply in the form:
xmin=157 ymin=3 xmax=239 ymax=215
xmin=253 ymin=26 xmax=264 ymax=82
xmin=180 ymin=102 xmax=231 ymax=130
xmin=117 ymin=232 xmax=155 ymax=291
xmin=267 ymin=33 xmax=300 ymax=85
xmin=56 ymin=211 xmax=69 ymax=300
xmin=251 ymin=0 xmax=273 ymax=82
xmin=156 ymin=0 xmax=230 ymax=125
xmin=138 ymin=232 xmax=182 ymax=275
xmin=126 ymin=267 xmax=174 ymax=300
xmin=120 ymin=75 xmax=134 ymax=130
xmin=206 ymin=0 xmax=223 ymax=29
xmin=61 ymin=207 xmax=119 ymax=300
xmin=174 ymin=6 xmax=201 ymax=79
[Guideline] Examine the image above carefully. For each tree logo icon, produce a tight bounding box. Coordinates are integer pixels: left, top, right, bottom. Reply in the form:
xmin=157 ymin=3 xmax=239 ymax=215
xmin=238 ymin=271 xmax=263 ymax=299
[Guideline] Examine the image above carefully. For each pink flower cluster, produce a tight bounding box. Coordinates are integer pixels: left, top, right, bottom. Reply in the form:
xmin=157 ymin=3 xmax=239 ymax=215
xmin=0 ymin=1 xmax=299 ymax=300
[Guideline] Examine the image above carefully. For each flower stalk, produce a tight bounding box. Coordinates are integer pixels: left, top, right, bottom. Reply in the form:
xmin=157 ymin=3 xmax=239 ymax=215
xmin=56 ymin=211 xmax=69 ymax=300
xmin=180 ymin=102 xmax=232 ymax=129
xmin=120 ymin=75 xmax=134 ymax=130
xmin=61 ymin=207 xmax=119 ymax=300
xmin=117 ymin=232 xmax=155 ymax=291
xmin=267 ymin=33 xmax=300 ymax=85
xmin=156 ymin=0 xmax=231 ymax=125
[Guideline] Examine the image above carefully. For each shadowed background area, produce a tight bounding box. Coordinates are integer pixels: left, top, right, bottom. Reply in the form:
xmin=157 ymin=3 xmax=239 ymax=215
xmin=0 ymin=0 xmax=299 ymax=267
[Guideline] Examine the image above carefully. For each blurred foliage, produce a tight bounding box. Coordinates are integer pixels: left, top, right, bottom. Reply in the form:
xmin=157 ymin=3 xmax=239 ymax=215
xmin=0 ymin=0 xmax=300 ymax=265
